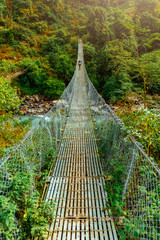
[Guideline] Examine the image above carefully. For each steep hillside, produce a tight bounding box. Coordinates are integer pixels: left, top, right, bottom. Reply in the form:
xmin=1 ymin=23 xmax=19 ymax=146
xmin=1 ymin=0 xmax=160 ymax=102
xmin=0 ymin=0 xmax=160 ymax=162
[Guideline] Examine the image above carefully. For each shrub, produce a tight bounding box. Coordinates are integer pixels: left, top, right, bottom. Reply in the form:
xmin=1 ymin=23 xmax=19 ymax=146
xmin=0 ymin=116 xmax=31 ymax=157
xmin=29 ymin=21 xmax=48 ymax=34
xmin=43 ymin=77 xmax=65 ymax=99
xmin=140 ymin=50 xmax=160 ymax=94
xmin=55 ymin=54 xmax=74 ymax=83
xmin=83 ymin=42 xmax=96 ymax=62
xmin=19 ymin=58 xmax=48 ymax=95
xmin=102 ymin=72 xmax=133 ymax=102
xmin=0 ymin=196 xmax=18 ymax=239
xmin=119 ymin=108 xmax=160 ymax=165
xmin=0 ymin=77 xmax=21 ymax=114
xmin=0 ymin=171 xmax=55 ymax=239
xmin=0 ymin=60 xmax=17 ymax=75
xmin=0 ymin=29 xmax=14 ymax=45
xmin=43 ymin=37 xmax=65 ymax=53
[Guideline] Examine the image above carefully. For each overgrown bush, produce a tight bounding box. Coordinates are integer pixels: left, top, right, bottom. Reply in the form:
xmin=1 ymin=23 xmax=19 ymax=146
xmin=0 ymin=117 xmax=30 ymax=157
xmin=0 ymin=29 xmax=14 ymax=44
xmin=55 ymin=54 xmax=74 ymax=83
xmin=102 ymin=72 xmax=133 ymax=102
xmin=29 ymin=21 xmax=48 ymax=34
xmin=19 ymin=58 xmax=66 ymax=97
xmin=0 ymin=170 xmax=55 ymax=239
xmin=43 ymin=77 xmax=65 ymax=99
xmin=95 ymin=118 xmax=159 ymax=239
xmin=19 ymin=58 xmax=48 ymax=95
xmin=140 ymin=51 xmax=160 ymax=94
xmin=119 ymin=108 xmax=160 ymax=165
xmin=0 ymin=77 xmax=21 ymax=114
xmin=0 ymin=60 xmax=17 ymax=75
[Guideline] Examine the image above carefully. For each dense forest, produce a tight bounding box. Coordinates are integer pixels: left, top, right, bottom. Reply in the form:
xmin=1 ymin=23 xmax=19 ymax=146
xmin=0 ymin=0 xmax=160 ymax=161
xmin=0 ymin=1 xmax=160 ymax=239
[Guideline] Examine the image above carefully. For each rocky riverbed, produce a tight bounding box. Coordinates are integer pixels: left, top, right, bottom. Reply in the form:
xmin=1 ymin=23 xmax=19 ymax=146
xmin=19 ymin=95 xmax=58 ymax=115
xmin=19 ymin=93 xmax=160 ymax=116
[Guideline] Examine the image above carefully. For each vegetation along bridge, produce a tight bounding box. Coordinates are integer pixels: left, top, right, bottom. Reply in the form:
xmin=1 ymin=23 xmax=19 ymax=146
xmin=0 ymin=39 xmax=160 ymax=240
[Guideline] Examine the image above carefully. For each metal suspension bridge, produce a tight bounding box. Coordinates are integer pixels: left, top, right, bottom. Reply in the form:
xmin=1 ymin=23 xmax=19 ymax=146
xmin=0 ymin=39 xmax=160 ymax=240
xmin=42 ymin=39 xmax=118 ymax=239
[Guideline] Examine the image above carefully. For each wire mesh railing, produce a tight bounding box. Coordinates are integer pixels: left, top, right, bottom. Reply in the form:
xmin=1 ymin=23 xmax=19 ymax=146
xmin=0 ymin=69 xmax=77 ymax=239
xmin=85 ymin=69 xmax=160 ymax=239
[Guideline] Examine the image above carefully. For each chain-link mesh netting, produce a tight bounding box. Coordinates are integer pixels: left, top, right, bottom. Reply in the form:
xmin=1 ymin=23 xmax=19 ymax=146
xmin=85 ymin=70 xmax=160 ymax=239
xmin=0 ymin=69 xmax=77 ymax=238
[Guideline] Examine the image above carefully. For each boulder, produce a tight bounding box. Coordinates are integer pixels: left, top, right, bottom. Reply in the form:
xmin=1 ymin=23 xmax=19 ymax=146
xmin=34 ymin=95 xmax=39 ymax=102
xmin=45 ymin=103 xmax=51 ymax=109
xmin=52 ymin=100 xmax=59 ymax=105
xmin=19 ymin=94 xmax=58 ymax=115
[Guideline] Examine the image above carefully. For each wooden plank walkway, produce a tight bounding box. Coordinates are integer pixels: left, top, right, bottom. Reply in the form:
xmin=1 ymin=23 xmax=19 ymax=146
xmin=45 ymin=40 xmax=118 ymax=240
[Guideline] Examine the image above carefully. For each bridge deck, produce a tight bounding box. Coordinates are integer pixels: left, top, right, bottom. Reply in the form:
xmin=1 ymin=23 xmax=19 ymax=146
xmin=45 ymin=41 xmax=118 ymax=240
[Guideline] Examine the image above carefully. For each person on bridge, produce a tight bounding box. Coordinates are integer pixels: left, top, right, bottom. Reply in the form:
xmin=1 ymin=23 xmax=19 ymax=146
xmin=78 ymin=60 xmax=82 ymax=70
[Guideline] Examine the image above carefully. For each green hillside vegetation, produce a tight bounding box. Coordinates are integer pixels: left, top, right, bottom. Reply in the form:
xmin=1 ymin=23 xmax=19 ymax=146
xmin=0 ymin=0 xmax=160 ymax=98
xmin=0 ymin=0 xmax=160 ymax=160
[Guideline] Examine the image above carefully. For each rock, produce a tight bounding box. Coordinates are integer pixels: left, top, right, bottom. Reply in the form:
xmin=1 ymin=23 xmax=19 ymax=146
xmin=131 ymin=104 xmax=145 ymax=111
xmin=19 ymin=94 xmax=59 ymax=115
xmin=111 ymin=106 xmax=119 ymax=111
xmin=45 ymin=103 xmax=51 ymax=109
xmin=25 ymin=95 xmax=30 ymax=100
xmin=52 ymin=100 xmax=59 ymax=105
xmin=28 ymin=109 xmax=35 ymax=113
xmin=24 ymin=99 xmax=29 ymax=104
xmin=39 ymin=104 xmax=45 ymax=108
xmin=34 ymin=95 xmax=39 ymax=102
xmin=37 ymin=108 xmax=45 ymax=113
xmin=44 ymin=97 xmax=50 ymax=101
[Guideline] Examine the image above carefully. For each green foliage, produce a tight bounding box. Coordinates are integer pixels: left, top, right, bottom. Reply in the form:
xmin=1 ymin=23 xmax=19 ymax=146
xmin=8 ymin=172 xmax=55 ymax=239
xmin=0 ymin=116 xmax=31 ymax=157
xmin=0 ymin=0 xmax=160 ymax=103
xmin=43 ymin=77 xmax=65 ymax=98
xmin=0 ymin=77 xmax=21 ymax=113
xmin=30 ymin=21 xmax=48 ymax=34
xmin=102 ymin=72 xmax=133 ymax=102
xmin=0 ymin=146 xmax=56 ymax=239
xmin=0 ymin=196 xmax=18 ymax=239
xmin=19 ymin=58 xmax=66 ymax=97
xmin=19 ymin=58 xmax=48 ymax=95
xmin=42 ymin=33 xmax=75 ymax=83
xmin=0 ymin=60 xmax=17 ymax=75
xmin=0 ymin=28 xmax=14 ymax=44
xmin=0 ymin=172 xmax=55 ymax=239
xmin=55 ymin=54 xmax=74 ymax=83
xmin=140 ymin=51 xmax=160 ymax=93
xmin=120 ymin=108 xmax=160 ymax=165
xmin=96 ymin=119 xmax=159 ymax=239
